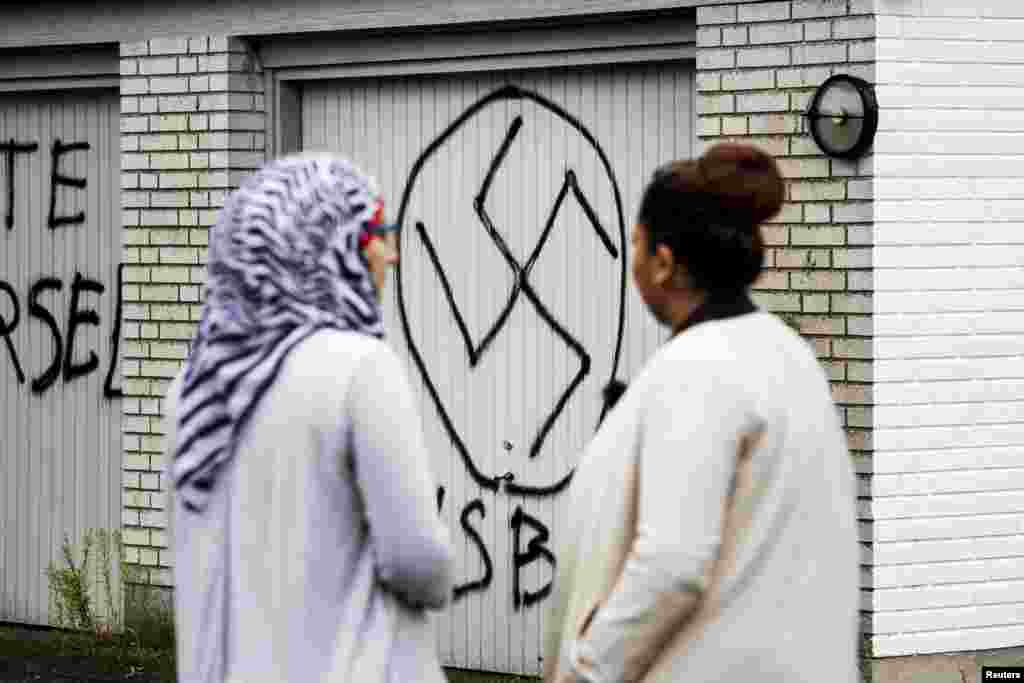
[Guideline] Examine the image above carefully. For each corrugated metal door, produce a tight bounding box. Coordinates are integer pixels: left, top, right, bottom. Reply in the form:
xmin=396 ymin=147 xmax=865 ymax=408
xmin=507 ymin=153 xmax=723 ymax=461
xmin=302 ymin=62 xmax=693 ymax=675
xmin=0 ymin=89 xmax=122 ymax=626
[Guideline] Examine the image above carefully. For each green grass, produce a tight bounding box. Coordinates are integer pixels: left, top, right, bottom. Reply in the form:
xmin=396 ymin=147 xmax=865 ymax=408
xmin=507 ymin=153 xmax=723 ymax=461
xmin=0 ymin=622 xmax=175 ymax=682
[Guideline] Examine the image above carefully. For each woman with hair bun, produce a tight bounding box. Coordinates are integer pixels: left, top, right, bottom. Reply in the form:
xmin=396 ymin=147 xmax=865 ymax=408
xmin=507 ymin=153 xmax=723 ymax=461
xmin=545 ymin=143 xmax=859 ymax=683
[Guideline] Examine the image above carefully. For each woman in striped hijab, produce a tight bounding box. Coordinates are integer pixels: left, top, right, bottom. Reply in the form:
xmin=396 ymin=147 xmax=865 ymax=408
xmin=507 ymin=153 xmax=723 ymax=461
xmin=164 ymin=155 xmax=454 ymax=683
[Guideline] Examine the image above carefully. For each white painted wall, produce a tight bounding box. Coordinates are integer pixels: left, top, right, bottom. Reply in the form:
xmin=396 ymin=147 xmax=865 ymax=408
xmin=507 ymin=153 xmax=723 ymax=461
xmin=870 ymin=0 xmax=1024 ymax=657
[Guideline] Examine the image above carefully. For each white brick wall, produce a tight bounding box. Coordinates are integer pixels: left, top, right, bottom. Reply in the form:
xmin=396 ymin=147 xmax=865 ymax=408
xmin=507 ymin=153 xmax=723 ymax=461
xmin=696 ymin=0 xmax=875 ymax=459
xmin=119 ymin=36 xmax=265 ymax=589
xmin=868 ymin=0 xmax=1024 ymax=658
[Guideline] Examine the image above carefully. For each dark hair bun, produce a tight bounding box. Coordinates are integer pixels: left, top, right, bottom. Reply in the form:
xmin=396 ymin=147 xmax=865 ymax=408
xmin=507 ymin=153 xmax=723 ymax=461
xmin=638 ymin=143 xmax=784 ymax=292
xmin=697 ymin=143 xmax=785 ymax=225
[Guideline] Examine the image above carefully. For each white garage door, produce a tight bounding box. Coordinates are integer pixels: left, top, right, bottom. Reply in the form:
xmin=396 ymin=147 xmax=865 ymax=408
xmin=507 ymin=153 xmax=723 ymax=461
xmin=0 ymin=88 xmax=123 ymax=626
xmin=302 ymin=61 xmax=693 ymax=675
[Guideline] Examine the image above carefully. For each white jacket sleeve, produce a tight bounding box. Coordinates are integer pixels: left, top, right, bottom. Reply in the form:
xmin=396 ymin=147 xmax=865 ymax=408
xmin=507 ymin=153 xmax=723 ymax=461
xmin=346 ymin=344 xmax=455 ymax=610
xmin=569 ymin=362 xmax=747 ymax=683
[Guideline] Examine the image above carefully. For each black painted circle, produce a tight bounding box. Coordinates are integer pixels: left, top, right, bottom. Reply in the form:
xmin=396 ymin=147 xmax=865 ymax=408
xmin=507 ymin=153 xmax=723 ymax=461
xmin=394 ymin=84 xmax=628 ymax=497
xmin=807 ymin=74 xmax=878 ymax=161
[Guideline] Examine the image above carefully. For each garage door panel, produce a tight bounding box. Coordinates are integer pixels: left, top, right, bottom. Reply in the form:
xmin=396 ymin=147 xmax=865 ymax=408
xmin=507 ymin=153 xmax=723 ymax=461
xmin=302 ymin=61 xmax=693 ymax=675
xmin=0 ymin=89 xmax=122 ymax=626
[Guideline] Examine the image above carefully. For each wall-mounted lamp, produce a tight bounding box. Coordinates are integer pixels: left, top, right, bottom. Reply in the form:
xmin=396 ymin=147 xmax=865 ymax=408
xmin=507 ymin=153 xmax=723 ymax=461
xmin=804 ymin=74 xmax=878 ymax=160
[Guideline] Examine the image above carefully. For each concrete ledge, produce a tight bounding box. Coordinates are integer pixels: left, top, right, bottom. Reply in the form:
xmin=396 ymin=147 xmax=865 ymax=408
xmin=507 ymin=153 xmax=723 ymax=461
xmin=872 ymin=648 xmax=1024 ymax=683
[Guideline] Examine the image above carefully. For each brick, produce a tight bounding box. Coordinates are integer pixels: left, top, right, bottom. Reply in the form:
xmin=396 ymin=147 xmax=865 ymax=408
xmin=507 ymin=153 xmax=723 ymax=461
xmin=738 ymin=1 xmax=791 ymax=22
xmin=848 ymin=40 xmax=874 ymax=63
xmin=138 ymin=57 xmax=178 ymax=76
xmin=140 ymin=473 xmax=161 ymax=490
xmin=160 ymin=246 xmax=199 ymax=264
xmin=766 ymin=204 xmax=803 ymax=224
xmin=180 ymin=286 xmax=201 ymax=303
xmin=178 ymin=134 xmax=199 ymax=151
xmin=791 ymin=271 xmax=846 ymax=290
xmin=776 ymin=65 xmax=834 ymax=88
xmin=178 ymin=56 xmax=199 ymax=74
xmin=793 ymin=42 xmax=848 ymax=65
xmin=191 ymin=113 xmax=211 ymax=131
xmin=188 ymin=37 xmax=208 ymax=54
xmin=798 ymin=315 xmax=846 ymax=334
xmin=696 ymin=72 xmax=722 ymax=92
xmin=831 ymin=293 xmax=871 ymax=314
xmin=803 ymin=20 xmax=833 ymax=41
xmin=752 ymin=269 xmax=788 ymax=290
xmin=121 ymin=96 xmax=140 ymax=114
xmin=697 ymin=4 xmax=738 ymax=24
xmin=140 ymin=134 xmax=178 ymax=152
xmin=737 ymin=45 xmax=791 ymax=68
xmin=151 ymin=113 xmax=189 ymax=132
xmin=189 ymin=75 xmax=211 ymax=92
xmin=121 ymin=116 xmax=149 ymax=134
xmin=762 ymin=224 xmax=788 ymax=247
xmin=846 ymin=361 xmax=871 ymax=382
xmin=721 ymin=69 xmax=776 ymax=91
xmin=747 ymin=135 xmax=788 ymax=155
xmin=139 ymin=97 xmax=159 ymax=114
xmin=140 ymin=209 xmax=179 ymax=226
xmin=697 ymin=26 xmax=722 ymax=47
xmin=160 ymin=323 xmax=197 ymax=340
xmin=749 ymin=22 xmax=804 ymax=44
xmin=149 ymin=37 xmax=190 ymax=55
xmin=847 ymin=271 xmax=872 ymax=290
xmin=148 ymin=76 xmax=190 ymax=94
xmin=190 ymin=229 xmax=209 ymax=246
xmin=833 ymin=202 xmax=872 ymax=223
xmin=123 ymin=527 xmax=150 ymax=546
xmin=698 ymin=93 xmax=736 ymax=114
xmin=198 ymin=54 xmax=230 ymax=72
xmin=749 ymin=114 xmax=798 ymax=134
xmin=122 ymin=173 xmax=140 ymax=190
xmin=140 ymin=174 xmax=158 ymax=189
xmin=698 ymin=117 xmax=723 ymax=136
xmin=753 ymin=291 xmax=802 ymax=312
xmin=122 ymin=153 xmax=149 ymax=171
xmin=832 ymin=248 xmax=871 ymax=268
xmin=789 ymin=89 xmax=815 ymax=112
xmin=790 ymin=180 xmax=846 ymax=202
xmin=151 ymin=191 xmax=190 ymax=208
xmin=846 ymin=316 xmax=870 ymax=336
xmin=155 ymin=171 xmax=197 ymax=189
xmin=833 ymin=15 xmax=874 ymax=39
xmin=122 ymin=191 xmax=149 ymax=209
xmin=141 ymin=360 xmax=182 ymax=378
xmin=722 ymin=25 xmax=749 ymax=46
xmin=120 ymin=60 xmax=139 ymax=77
xmin=775 ymin=248 xmax=830 ymax=268
xmin=791 ymin=225 xmax=846 ymax=245
xmin=737 ymin=92 xmax=789 ymax=113
xmin=121 ymin=136 xmax=140 ymax=153
xmin=151 ymin=304 xmax=192 ymax=321
xmin=777 ymin=157 xmax=830 ymax=178
xmin=150 ymin=153 xmax=190 ymax=170
xmin=792 ymin=0 xmax=849 ymax=19
xmin=159 ymin=95 xmax=199 ymax=113
xmin=697 ymin=48 xmax=737 ymax=70
xmin=803 ymin=293 xmax=830 ymax=312
xmin=845 ymin=179 xmax=873 ymax=200
xmin=722 ymin=115 xmax=748 ymax=135
xmin=151 ymin=342 xmax=188 ymax=360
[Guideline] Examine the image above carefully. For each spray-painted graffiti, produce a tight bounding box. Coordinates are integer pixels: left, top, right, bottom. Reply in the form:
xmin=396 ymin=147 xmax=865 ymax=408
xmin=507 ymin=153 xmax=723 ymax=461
xmin=0 ymin=139 xmax=123 ymax=398
xmin=399 ymin=85 xmax=627 ymax=609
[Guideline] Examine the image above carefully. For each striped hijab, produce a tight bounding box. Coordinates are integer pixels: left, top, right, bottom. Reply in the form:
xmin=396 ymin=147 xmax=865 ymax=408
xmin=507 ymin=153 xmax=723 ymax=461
xmin=171 ymin=155 xmax=385 ymax=513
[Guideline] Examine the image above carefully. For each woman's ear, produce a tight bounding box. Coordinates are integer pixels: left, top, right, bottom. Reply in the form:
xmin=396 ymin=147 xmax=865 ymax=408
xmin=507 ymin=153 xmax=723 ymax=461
xmin=651 ymin=243 xmax=678 ymax=288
